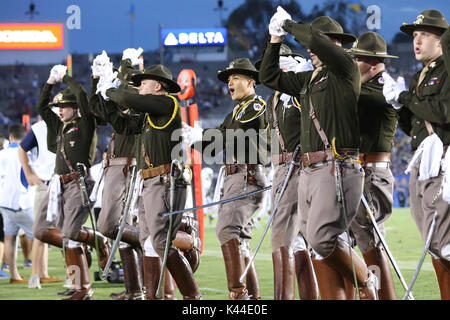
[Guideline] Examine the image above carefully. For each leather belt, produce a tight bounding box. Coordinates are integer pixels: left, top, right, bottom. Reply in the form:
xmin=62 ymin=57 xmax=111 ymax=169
xmin=272 ymin=152 xmax=302 ymax=165
xmin=359 ymin=152 xmax=390 ymax=165
xmin=225 ymin=164 xmax=263 ymax=176
xmin=141 ymin=163 xmax=172 ymax=180
xmin=103 ymin=157 xmax=137 ymax=168
xmin=59 ymin=171 xmax=80 ymax=185
xmin=364 ymin=162 xmax=390 ymax=169
xmin=301 ymin=148 xmax=358 ymax=167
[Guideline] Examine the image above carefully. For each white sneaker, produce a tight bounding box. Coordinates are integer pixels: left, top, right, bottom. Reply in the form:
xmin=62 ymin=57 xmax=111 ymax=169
xmin=28 ymin=274 xmax=41 ymax=289
xmin=63 ymin=276 xmax=72 ymax=288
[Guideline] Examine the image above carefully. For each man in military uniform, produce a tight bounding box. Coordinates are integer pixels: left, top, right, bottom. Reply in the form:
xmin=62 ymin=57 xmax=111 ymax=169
xmin=255 ymin=46 xmax=319 ymax=300
xmin=36 ymin=65 xmax=110 ymax=300
xmin=97 ymin=64 xmax=201 ymax=300
xmin=383 ymin=9 xmax=450 ymax=299
xmin=185 ymin=58 xmax=268 ymax=300
xmin=90 ymin=50 xmax=146 ymax=300
xmin=347 ymin=32 xmax=399 ymax=299
xmin=259 ymin=7 xmax=378 ymax=299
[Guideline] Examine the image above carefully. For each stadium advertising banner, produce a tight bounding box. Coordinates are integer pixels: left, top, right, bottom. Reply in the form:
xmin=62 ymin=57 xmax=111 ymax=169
xmin=161 ymin=27 xmax=227 ymax=47
xmin=0 ymin=23 xmax=64 ymax=50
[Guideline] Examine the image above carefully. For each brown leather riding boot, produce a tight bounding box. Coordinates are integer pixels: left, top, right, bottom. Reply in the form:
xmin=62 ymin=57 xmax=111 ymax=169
xmin=76 ymin=227 xmax=111 ymax=270
xmin=40 ymin=228 xmax=63 ymax=248
xmin=63 ymin=246 xmax=93 ymax=300
xmin=114 ymin=225 xmax=141 ymax=248
xmin=272 ymin=247 xmax=295 ymax=300
xmin=432 ymin=258 xmax=450 ymax=300
xmin=343 ymin=275 xmax=357 ymax=299
xmin=119 ymin=246 xmax=144 ymax=300
xmin=142 ymin=256 xmax=163 ymax=300
xmin=244 ymin=255 xmax=261 ymax=300
xmin=312 ymin=258 xmax=347 ymax=300
xmin=164 ymin=269 xmax=177 ymax=300
xmin=363 ymin=247 xmax=396 ymax=300
xmin=294 ymin=249 xmax=319 ymax=300
xmin=323 ymin=240 xmax=378 ymax=300
xmin=166 ymin=250 xmax=201 ymax=300
xmin=221 ymin=238 xmax=249 ymax=300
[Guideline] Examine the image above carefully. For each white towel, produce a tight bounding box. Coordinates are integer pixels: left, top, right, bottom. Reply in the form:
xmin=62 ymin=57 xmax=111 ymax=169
xmin=46 ymin=174 xmax=62 ymax=222
xmin=89 ymin=165 xmax=104 ymax=203
xmin=441 ymin=147 xmax=450 ymax=203
xmin=405 ymin=133 xmax=443 ymax=180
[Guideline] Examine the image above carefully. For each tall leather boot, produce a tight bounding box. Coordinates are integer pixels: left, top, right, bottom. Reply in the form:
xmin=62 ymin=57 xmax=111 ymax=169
xmin=294 ymin=249 xmax=320 ymax=300
xmin=273 ymin=247 xmax=295 ymax=300
xmin=363 ymin=247 xmax=396 ymax=300
xmin=166 ymin=250 xmax=201 ymax=300
xmin=343 ymin=275 xmax=357 ymax=300
xmin=40 ymin=228 xmax=63 ymax=248
xmin=244 ymin=256 xmax=261 ymax=300
xmin=221 ymin=238 xmax=249 ymax=300
xmin=323 ymin=240 xmax=379 ymax=300
xmin=76 ymin=227 xmax=111 ymax=269
xmin=142 ymin=256 xmax=163 ymax=300
xmin=432 ymin=258 xmax=450 ymax=300
xmin=114 ymin=225 xmax=141 ymax=248
xmin=312 ymin=258 xmax=347 ymax=300
xmin=164 ymin=268 xmax=177 ymax=300
xmin=63 ymin=246 xmax=93 ymax=300
xmin=119 ymin=246 xmax=144 ymax=300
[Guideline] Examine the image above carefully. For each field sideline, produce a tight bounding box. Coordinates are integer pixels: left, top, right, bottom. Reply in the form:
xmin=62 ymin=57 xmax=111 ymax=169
xmin=0 ymin=207 xmax=441 ymax=300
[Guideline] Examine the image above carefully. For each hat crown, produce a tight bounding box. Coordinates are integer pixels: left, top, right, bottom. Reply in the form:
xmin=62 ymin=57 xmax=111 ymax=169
xmin=353 ymin=32 xmax=387 ymax=53
xmin=415 ymin=9 xmax=448 ymax=26
xmin=312 ymin=16 xmax=344 ymax=34
xmin=226 ymin=58 xmax=257 ymax=72
xmin=143 ymin=64 xmax=174 ymax=81
xmin=279 ymin=44 xmax=293 ymax=56
xmin=56 ymin=88 xmax=76 ymax=104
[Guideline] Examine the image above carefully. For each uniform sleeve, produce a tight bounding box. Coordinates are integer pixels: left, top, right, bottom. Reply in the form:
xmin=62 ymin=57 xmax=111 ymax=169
xmin=283 ymin=20 xmax=359 ymax=92
xmin=106 ymin=87 xmax=176 ymax=117
xmin=36 ymin=83 xmax=62 ymax=136
xmin=20 ymin=129 xmax=38 ymax=152
xmin=259 ymin=41 xmax=311 ymax=96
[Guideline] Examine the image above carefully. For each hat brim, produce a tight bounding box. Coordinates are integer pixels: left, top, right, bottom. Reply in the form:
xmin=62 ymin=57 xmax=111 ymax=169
xmin=217 ymin=69 xmax=260 ymax=84
xmin=48 ymin=101 xmax=78 ymax=107
xmin=400 ymin=23 xmax=448 ymax=36
xmin=131 ymin=73 xmax=181 ymax=93
xmin=325 ymin=32 xmax=357 ymax=45
xmin=347 ymin=49 xmax=398 ymax=59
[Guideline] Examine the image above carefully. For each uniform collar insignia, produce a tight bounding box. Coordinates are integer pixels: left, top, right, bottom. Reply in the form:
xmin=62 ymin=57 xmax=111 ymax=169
xmin=429 ymin=61 xmax=437 ymax=69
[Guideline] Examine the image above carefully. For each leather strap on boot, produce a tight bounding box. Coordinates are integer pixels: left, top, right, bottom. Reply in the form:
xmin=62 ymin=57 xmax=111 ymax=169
xmin=221 ymin=238 xmax=249 ymax=300
xmin=432 ymin=258 xmax=450 ymax=300
xmin=311 ymin=258 xmax=347 ymax=300
xmin=273 ymin=247 xmax=295 ymax=300
xmin=294 ymin=249 xmax=319 ymax=300
xmin=323 ymin=240 xmax=378 ymax=300
xmin=76 ymin=227 xmax=111 ymax=270
xmin=40 ymin=228 xmax=63 ymax=248
xmin=119 ymin=246 xmax=144 ymax=300
xmin=63 ymin=246 xmax=93 ymax=300
xmin=166 ymin=251 xmax=202 ymax=300
xmin=143 ymin=256 xmax=163 ymax=300
xmin=363 ymin=247 xmax=396 ymax=300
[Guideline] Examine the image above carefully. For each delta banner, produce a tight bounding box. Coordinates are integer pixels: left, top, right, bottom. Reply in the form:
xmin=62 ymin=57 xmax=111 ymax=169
xmin=161 ymin=27 xmax=227 ymax=47
xmin=0 ymin=23 xmax=63 ymax=50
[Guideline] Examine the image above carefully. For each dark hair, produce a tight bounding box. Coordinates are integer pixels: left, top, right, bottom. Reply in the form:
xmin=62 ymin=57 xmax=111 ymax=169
xmin=8 ymin=124 xmax=27 ymax=140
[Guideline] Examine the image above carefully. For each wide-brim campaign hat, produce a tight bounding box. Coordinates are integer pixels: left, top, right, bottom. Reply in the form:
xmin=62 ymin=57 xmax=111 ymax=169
xmin=400 ymin=9 xmax=449 ymax=36
xmin=347 ymin=32 xmax=398 ymax=59
xmin=131 ymin=64 xmax=181 ymax=93
xmin=217 ymin=58 xmax=260 ymax=84
xmin=48 ymin=87 xmax=77 ymax=107
xmin=311 ymin=16 xmax=357 ymax=45
xmin=254 ymin=44 xmax=304 ymax=70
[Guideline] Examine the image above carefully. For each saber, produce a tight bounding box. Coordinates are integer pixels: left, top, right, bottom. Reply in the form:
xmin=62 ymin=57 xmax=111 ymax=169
xmin=161 ymin=185 xmax=272 ymax=217
xmin=240 ymin=145 xmax=301 ymax=283
xmin=402 ymin=169 xmax=444 ymax=300
xmin=76 ymin=163 xmax=102 ymax=272
xmin=156 ymin=160 xmax=178 ymax=299
xmin=100 ymin=166 xmax=138 ymax=280
xmin=361 ymin=195 xmax=414 ymax=300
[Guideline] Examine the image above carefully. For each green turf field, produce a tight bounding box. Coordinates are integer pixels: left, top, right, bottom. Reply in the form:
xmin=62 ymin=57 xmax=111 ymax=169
xmin=0 ymin=207 xmax=441 ymax=300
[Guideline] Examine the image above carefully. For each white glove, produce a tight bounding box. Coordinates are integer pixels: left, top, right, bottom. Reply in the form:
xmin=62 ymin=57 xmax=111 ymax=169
xmin=50 ymin=65 xmax=67 ymax=82
xmin=122 ymin=47 xmax=144 ymax=66
xmin=269 ymin=6 xmax=292 ymax=37
xmin=382 ymin=72 xmax=406 ymax=110
xmin=279 ymin=56 xmax=314 ymax=73
xmin=181 ymin=121 xmax=203 ymax=146
xmin=294 ymin=57 xmax=314 ymax=73
xmin=96 ymin=72 xmax=120 ymax=101
xmin=92 ymin=50 xmax=111 ymax=77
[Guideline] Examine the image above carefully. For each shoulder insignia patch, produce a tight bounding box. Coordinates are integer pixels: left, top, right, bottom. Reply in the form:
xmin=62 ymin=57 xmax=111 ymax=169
xmin=253 ymin=103 xmax=263 ymax=111
xmin=378 ymin=77 xmax=385 ymax=84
